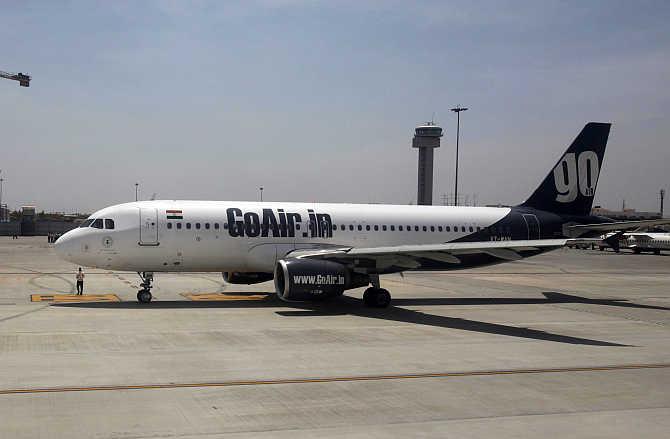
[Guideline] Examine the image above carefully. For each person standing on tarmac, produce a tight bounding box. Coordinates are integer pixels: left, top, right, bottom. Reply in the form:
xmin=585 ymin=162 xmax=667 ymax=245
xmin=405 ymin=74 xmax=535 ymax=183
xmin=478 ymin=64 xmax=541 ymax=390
xmin=76 ymin=268 xmax=85 ymax=295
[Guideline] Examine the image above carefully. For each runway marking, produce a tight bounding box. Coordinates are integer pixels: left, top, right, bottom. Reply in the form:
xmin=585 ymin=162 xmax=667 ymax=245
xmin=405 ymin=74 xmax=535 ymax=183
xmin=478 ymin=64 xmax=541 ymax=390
xmin=2 ymin=363 xmax=668 ymax=396
xmin=30 ymin=294 xmax=120 ymax=303
xmin=181 ymin=293 xmax=269 ymax=301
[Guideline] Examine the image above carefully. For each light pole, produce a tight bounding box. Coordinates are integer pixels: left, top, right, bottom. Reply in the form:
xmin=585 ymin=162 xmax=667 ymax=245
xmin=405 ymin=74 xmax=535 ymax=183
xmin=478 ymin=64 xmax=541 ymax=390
xmin=135 ymin=183 xmax=139 ymax=201
xmin=0 ymin=169 xmax=4 ymax=222
xmin=450 ymin=106 xmax=468 ymax=206
xmin=259 ymin=187 xmax=264 ymax=202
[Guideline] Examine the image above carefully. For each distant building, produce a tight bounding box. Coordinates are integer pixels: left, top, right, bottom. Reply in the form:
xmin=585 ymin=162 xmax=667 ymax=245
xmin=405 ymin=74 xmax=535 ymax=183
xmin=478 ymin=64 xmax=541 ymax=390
xmin=0 ymin=205 xmax=84 ymax=236
xmin=591 ymin=206 xmax=661 ymax=220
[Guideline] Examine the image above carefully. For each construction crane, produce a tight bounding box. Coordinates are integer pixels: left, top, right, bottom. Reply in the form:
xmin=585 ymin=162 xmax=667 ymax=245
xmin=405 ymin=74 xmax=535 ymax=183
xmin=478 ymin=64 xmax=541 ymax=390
xmin=1 ymin=70 xmax=31 ymax=87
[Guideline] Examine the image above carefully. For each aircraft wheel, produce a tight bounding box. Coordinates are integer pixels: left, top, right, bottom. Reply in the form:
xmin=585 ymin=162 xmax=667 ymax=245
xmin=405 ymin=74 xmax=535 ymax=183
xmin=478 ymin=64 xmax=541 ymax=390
xmin=137 ymin=290 xmax=152 ymax=303
xmin=363 ymin=287 xmax=391 ymax=308
xmin=363 ymin=288 xmax=376 ymax=306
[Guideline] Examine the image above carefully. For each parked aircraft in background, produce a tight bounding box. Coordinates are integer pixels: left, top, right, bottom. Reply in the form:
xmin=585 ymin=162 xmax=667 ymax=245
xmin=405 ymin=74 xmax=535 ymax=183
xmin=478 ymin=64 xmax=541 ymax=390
xmin=599 ymin=232 xmax=670 ymax=254
xmin=55 ymin=122 xmax=662 ymax=307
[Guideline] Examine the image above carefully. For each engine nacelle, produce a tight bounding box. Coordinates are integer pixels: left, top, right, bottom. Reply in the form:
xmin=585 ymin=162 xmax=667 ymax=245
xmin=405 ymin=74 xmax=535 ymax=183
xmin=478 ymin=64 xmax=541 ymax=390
xmin=223 ymin=271 xmax=273 ymax=285
xmin=274 ymin=259 xmax=369 ymax=301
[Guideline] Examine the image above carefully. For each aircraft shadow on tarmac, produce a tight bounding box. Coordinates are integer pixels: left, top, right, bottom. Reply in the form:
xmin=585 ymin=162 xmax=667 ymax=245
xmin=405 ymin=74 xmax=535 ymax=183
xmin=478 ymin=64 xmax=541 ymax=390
xmin=52 ymin=291 xmax=670 ymax=347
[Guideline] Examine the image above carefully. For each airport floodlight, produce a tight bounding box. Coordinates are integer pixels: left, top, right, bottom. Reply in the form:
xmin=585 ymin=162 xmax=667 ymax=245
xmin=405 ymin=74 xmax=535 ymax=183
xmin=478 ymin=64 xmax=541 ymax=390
xmin=450 ymin=106 xmax=468 ymax=206
xmin=1 ymin=70 xmax=31 ymax=87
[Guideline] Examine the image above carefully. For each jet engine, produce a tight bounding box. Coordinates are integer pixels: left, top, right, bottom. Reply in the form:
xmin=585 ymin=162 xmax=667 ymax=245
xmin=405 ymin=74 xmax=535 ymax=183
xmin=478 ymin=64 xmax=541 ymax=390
xmin=222 ymin=272 xmax=274 ymax=284
xmin=274 ymin=259 xmax=369 ymax=301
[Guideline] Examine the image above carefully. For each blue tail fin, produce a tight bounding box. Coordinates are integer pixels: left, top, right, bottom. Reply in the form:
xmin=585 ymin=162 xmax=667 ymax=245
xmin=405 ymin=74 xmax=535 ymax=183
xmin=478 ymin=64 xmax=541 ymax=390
xmin=519 ymin=122 xmax=611 ymax=216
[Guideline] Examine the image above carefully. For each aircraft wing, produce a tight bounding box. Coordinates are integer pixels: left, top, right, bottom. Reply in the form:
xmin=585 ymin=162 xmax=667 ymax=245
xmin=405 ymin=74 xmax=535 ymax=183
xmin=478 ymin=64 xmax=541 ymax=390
xmin=287 ymin=239 xmax=567 ymax=272
xmin=628 ymin=234 xmax=653 ymax=240
xmin=568 ymin=219 xmax=670 ymax=233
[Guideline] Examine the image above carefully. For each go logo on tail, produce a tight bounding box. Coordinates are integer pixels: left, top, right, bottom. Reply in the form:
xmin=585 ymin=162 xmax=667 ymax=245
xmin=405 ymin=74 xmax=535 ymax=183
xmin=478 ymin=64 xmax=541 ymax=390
xmin=553 ymin=151 xmax=599 ymax=203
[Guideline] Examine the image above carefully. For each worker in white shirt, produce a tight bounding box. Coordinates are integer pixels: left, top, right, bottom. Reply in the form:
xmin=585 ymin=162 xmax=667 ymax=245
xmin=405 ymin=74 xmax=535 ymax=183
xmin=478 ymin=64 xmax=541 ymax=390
xmin=76 ymin=268 xmax=85 ymax=295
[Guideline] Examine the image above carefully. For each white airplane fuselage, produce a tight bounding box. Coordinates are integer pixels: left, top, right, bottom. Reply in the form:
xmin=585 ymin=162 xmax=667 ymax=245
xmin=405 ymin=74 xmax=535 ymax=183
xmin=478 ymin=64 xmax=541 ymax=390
xmin=56 ymin=200 xmax=513 ymax=273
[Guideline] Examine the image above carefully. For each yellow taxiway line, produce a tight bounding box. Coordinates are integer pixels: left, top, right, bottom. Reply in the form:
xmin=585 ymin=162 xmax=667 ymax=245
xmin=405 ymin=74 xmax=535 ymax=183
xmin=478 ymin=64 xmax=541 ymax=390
xmin=1 ymin=363 xmax=668 ymax=396
xmin=30 ymin=294 xmax=120 ymax=303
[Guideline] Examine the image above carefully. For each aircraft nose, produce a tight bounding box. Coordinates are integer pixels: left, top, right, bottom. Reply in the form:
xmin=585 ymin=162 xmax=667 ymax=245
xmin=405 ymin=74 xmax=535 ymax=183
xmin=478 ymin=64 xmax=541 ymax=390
xmin=54 ymin=230 xmax=77 ymax=260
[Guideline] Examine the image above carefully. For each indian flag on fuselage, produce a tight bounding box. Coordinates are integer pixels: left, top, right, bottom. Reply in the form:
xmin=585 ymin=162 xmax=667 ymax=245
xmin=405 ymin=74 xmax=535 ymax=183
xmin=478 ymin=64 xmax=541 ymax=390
xmin=166 ymin=209 xmax=183 ymax=220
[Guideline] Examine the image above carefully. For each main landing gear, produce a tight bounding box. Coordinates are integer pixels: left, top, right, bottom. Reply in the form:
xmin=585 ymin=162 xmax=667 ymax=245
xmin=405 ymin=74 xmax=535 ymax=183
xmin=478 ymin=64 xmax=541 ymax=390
xmin=137 ymin=272 xmax=154 ymax=303
xmin=363 ymin=274 xmax=392 ymax=308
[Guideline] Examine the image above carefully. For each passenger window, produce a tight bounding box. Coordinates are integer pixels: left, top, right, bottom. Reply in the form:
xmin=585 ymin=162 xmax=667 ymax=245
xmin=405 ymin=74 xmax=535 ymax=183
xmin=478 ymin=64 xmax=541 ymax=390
xmin=341 ymin=225 xmax=345 ymax=231
xmin=186 ymin=223 xmax=191 ymax=230
xmin=223 ymin=222 xmax=228 ymax=229
xmin=430 ymin=226 xmax=435 ymax=232
xmin=92 ymin=219 xmax=103 ymax=229
xmin=423 ymin=226 xmax=427 ymax=232
xmin=438 ymin=226 xmax=443 ymax=232
xmin=195 ymin=223 xmax=201 ymax=230
xmin=414 ymin=226 xmax=419 ymax=231
xmin=167 ymin=223 xmax=172 ymax=229
xmin=383 ymin=225 xmax=387 ymax=231
xmin=214 ymin=223 xmax=220 ymax=230
xmin=469 ymin=226 xmax=474 ymax=232
xmin=358 ymin=225 xmax=362 ymax=231
xmin=205 ymin=223 xmax=210 ymax=230
xmin=366 ymin=225 xmax=370 ymax=231
xmin=295 ymin=224 xmax=300 ymax=230
xmin=461 ymin=226 xmax=466 ymax=232
xmin=398 ymin=225 xmax=403 ymax=231
xmin=374 ymin=225 xmax=379 ymax=231
xmin=446 ymin=226 xmax=450 ymax=232
xmin=349 ymin=225 xmax=354 ymax=231
xmin=177 ymin=223 xmax=182 ymax=230
xmin=333 ymin=225 xmax=337 ymax=231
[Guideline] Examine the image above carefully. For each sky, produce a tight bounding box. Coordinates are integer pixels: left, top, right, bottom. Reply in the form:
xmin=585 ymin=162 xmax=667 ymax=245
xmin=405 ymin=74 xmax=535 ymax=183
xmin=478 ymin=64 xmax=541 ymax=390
xmin=1 ymin=0 xmax=669 ymax=214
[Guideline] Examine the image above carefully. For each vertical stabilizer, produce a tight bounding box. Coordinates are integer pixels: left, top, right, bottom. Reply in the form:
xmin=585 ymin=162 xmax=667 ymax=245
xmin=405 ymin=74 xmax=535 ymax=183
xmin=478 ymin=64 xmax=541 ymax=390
xmin=519 ymin=122 xmax=611 ymax=216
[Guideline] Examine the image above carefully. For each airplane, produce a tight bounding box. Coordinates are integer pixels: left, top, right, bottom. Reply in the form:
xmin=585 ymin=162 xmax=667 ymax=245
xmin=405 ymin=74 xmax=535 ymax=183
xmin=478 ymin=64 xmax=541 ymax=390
xmin=54 ymin=122 xmax=660 ymax=307
xmin=599 ymin=231 xmax=670 ymax=254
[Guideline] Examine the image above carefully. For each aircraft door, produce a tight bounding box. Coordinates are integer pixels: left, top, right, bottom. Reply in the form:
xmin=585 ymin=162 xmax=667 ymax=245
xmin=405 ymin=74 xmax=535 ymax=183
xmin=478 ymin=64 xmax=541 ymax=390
xmin=522 ymin=214 xmax=541 ymax=240
xmin=139 ymin=208 xmax=159 ymax=245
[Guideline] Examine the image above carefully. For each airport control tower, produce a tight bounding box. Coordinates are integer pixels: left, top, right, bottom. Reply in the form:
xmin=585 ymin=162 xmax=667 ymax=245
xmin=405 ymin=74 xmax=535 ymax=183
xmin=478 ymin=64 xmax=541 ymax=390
xmin=412 ymin=122 xmax=444 ymax=205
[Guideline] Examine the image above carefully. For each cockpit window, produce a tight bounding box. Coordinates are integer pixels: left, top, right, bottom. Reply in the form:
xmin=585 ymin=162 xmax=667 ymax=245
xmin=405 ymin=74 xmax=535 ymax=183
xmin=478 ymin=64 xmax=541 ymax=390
xmin=92 ymin=219 xmax=103 ymax=229
xmin=105 ymin=219 xmax=115 ymax=230
xmin=80 ymin=219 xmax=94 ymax=228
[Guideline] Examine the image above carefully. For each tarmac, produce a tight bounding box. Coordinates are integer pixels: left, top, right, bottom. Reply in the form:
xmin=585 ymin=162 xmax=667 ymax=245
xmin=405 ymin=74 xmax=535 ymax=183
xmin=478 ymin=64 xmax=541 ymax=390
xmin=0 ymin=236 xmax=668 ymax=438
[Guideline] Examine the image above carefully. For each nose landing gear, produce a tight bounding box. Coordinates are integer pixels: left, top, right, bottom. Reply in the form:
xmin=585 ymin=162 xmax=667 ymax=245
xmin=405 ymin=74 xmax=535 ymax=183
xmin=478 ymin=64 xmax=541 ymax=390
xmin=137 ymin=272 xmax=154 ymax=303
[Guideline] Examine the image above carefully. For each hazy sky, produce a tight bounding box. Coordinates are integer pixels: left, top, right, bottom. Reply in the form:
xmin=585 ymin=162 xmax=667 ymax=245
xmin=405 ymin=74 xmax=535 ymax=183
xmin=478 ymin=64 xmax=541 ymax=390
xmin=1 ymin=1 xmax=669 ymax=214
